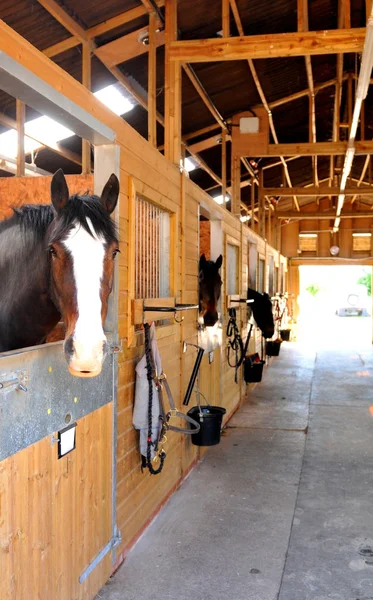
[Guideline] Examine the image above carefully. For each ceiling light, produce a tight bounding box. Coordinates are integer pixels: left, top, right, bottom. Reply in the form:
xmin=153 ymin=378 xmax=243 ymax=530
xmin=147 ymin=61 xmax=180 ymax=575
xmin=240 ymin=215 xmax=251 ymax=222
xmin=94 ymin=85 xmax=134 ymax=116
xmin=183 ymin=157 xmax=196 ymax=172
xmin=353 ymin=232 xmax=372 ymax=237
xmin=213 ymin=194 xmax=230 ymax=205
xmin=299 ymin=233 xmax=317 ymax=238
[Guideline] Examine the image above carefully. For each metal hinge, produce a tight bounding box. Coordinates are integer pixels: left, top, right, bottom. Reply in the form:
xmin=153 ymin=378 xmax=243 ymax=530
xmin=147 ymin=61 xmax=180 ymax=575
xmin=79 ymin=526 xmax=122 ymax=584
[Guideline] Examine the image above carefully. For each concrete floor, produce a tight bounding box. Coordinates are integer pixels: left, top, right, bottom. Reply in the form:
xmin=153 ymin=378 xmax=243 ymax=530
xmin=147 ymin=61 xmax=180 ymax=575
xmin=96 ymin=336 xmax=373 ymax=600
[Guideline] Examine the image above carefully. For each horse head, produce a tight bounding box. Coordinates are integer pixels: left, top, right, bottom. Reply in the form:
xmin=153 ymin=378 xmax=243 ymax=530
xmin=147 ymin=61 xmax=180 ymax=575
xmin=247 ymin=288 xmax=274 ymax=339
xmin=48 ymin=169 xmax=119 ymax=378
xmin=199 ymin=254 xmax=223 ymax=327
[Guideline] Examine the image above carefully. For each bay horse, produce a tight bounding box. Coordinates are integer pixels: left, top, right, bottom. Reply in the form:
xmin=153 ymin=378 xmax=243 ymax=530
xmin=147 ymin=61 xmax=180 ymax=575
xmin=0 ymin=169 xmax=119 ymax=378
xmin=199 ymin=253 xmax=223 ymax=327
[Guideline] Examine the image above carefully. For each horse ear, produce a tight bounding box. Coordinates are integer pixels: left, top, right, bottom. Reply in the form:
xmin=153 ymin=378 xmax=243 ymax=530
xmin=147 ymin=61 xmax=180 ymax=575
xmin=101 ymin=174 xmax=119 ymax=214
xmin=51 ymin=169 xmax=69 ymax=213
xmin=215 ymin=254 xmax=223 ymax=270
xmin=199 ymin=254 xmax=207 ymax=269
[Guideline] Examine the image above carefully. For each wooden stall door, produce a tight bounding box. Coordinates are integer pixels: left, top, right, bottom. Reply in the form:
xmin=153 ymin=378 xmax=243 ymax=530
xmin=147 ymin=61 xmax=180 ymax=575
xmin=0 ymin=403 xmax=113 ymax=600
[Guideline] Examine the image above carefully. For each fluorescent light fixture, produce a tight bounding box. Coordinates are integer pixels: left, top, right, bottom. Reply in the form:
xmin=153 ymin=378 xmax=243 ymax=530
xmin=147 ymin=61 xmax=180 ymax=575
xmin=213 ymin=194 xmax=230 ymax=205
xmin=94 ymin=84 xmax=133 ymax=116
xmin=240 ymin=215 xmax=251 ymax=222
xmin=353 ymin=232 xmax=372 ymax=237
xmin=0 ymin=84 xmax=134 ymax=163
xmin=299 ymin=233 xmax=317 ymax=238
xmin=184 ymin=157 xmax=196 ymax=172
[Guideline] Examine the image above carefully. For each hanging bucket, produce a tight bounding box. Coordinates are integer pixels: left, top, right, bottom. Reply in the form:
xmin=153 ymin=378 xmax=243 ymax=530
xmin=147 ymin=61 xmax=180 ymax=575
xmin=280 ymin=329 xmax=291 ymax=341
xmin=187 ymin=405 xmax=226 ymax=446
xmin=244 ymin=357 xmax=265 ymax=383
xmin=266 ymin=340 xmax=282 ymax=356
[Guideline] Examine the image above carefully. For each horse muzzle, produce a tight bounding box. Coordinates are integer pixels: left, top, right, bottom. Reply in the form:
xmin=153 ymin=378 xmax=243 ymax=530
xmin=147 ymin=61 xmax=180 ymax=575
xmin=203 ymin=311 xmax=219 ymax=327
xmin=64 ymin=337 xmax=108 ymax=378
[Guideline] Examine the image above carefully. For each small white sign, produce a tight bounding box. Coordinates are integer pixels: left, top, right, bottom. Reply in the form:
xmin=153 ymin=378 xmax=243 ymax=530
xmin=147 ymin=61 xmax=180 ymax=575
xmin=58 ymin=424 xmax=76 ymax=458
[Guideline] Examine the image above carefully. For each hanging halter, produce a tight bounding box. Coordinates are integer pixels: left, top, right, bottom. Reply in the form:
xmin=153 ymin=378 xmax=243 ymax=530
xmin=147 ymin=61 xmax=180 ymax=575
xmin=143 ymin=323 xmax=200 ymax=476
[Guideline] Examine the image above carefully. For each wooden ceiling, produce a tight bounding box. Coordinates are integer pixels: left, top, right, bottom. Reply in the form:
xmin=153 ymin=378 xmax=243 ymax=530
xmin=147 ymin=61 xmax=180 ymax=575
xmin=0 ymin=0 xmax=371 ymax=214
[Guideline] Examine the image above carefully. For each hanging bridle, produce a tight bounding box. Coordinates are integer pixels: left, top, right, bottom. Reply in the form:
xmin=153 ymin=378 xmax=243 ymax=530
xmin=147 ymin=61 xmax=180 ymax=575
xmin=143 ymin=323 xmax=200 ymax=476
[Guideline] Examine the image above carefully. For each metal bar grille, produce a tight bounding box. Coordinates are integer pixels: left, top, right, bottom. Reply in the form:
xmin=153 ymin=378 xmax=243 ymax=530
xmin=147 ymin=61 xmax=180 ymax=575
xmin=135 ymin=196 xmax=170 ymax=299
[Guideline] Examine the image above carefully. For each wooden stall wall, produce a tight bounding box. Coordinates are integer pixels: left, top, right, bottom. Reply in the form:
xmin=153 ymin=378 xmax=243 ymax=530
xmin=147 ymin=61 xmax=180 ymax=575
xmin=0 ymin=28 xmax=289 ymax=598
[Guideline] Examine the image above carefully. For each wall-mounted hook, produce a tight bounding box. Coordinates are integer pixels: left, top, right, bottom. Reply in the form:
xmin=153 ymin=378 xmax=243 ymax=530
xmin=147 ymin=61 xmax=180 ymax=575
xmin=174 ymin=313 xmax=184 ymax=324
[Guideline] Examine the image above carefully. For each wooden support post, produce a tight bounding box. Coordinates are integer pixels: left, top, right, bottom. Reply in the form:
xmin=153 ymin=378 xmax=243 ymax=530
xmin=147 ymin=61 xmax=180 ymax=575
xmin=221 ymin=128 xmax=227 ymax=202
xmin=259 ymin=169 xmax=265 ymax=238
xmin=164 ymin=0 xmax=181 ymax=164
xmin=16 ymin=99 xmax=25 ymax=177
xmin=82 ymin=44 xmax=91 ymax=174
xmin=231 ymin=154 xmax=241 ymax=216
xmin=250 ymin=178 xmax=255 ymax=232
xmin=222 ymin=0 xmax=230 ymax=37
xmin=148 ymin=12 xmax=157 ymax=147
xmin=361 ymin=100 xmax=365 ymax=140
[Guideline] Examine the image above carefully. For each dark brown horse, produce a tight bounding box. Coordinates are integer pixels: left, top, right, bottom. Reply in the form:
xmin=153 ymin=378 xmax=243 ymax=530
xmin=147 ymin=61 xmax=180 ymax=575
xmin=199 ymin=254 xmax=223 ymax=327
xmin=0 ymin=169 xmax=119 ymax=377
xmin=247 ymin=288 xmax=274 ymax=339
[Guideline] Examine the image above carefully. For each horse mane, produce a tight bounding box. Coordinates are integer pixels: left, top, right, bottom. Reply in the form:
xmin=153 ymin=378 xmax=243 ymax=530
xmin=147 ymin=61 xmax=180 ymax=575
xmin=0 ymin=204 xmax=54 ymax=240
xmin=49 ymin=194 xmax=118 ymax=244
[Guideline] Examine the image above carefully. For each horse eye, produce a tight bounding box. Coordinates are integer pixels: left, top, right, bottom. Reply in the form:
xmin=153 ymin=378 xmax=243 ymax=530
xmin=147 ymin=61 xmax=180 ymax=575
xmin=112 ymin=248 xmax=120 ymax=259
xmin=49 ymin=245 xmax=57 ymax=257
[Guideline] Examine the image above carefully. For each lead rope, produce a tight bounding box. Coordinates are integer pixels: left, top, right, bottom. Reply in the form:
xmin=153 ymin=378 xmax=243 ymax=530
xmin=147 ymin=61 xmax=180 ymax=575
xmin=144 ymin=323 xmax=166 ymax=476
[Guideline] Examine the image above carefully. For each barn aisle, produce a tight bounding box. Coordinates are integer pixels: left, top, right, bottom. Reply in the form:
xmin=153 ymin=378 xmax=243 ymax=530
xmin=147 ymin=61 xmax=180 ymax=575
xmin=96 ymin=340 xmax=373 ymax=600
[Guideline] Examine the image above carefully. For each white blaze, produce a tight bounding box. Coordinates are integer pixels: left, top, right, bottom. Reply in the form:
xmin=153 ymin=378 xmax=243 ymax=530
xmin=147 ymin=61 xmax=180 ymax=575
xmin=63 ymin=219 xmax=106 ymax=369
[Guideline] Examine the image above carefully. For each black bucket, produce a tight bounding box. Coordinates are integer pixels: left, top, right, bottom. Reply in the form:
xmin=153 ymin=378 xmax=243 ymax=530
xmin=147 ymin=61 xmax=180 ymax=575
xmin=280 ymin=329 xmax=291 ymax=341
xmin=244 ymin=357 xmax=265 ymax=383
xmin=187 ymin=405 xmax=226 ymax=446
xmin=266 ymin=340 xmax=282 ymax=356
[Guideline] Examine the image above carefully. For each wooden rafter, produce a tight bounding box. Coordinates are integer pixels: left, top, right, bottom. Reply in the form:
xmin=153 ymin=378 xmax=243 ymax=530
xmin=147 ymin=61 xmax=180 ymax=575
xmin=94 ymin=28 xmax=165 ymax=68
xmin=298 ymin=0 xmax=318 ymax=186
xmin=182 ymin=64 xmax=227 ymax=131
xmin=351 ymin=156 xmax=371 ymax=204
xmin=276 ymin=211 xmax=373 ymax=219
xmin=44 ymin=1 xmax=165 ymax=58
xmin=168 ymin=28 xmax=366 ymax=62
xmin=229 ymin=0 xmax=299 ymax=211
xmin=263 ymin=187 xmax=373 ymax=197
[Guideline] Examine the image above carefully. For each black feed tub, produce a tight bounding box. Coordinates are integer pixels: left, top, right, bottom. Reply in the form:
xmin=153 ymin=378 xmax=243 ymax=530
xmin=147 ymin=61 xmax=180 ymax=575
xmin=280 ymin=329 xmax=291 ymax=341
xmin=266 ymin=340 xmax=282 ymax=357
xmin=187 ymin=406 xmax=226 ymax=446
xmin=244 ymin=357 xmax=265 ymax=383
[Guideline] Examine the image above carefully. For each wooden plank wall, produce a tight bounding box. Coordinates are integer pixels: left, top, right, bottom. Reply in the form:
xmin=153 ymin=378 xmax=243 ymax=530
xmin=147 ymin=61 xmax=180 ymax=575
xmin=0 ymin=37 xmax=288 ymax=597
xmin=0 ymin=403 xmax=113 ymax=600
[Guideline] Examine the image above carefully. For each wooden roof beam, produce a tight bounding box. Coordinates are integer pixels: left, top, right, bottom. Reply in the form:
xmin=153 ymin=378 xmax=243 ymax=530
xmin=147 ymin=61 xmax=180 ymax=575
xmin=298 ymin=0 xmax=318 ymax=186
xmin=277 ymin=211 xmax=373 ymax=219
xmin=351 ymin=155 xmax=371 ymax=204
xmin=44 ymin=1 xmax=165 ymax=58
xmin=182 ymin=64 xmax=227 ymax=131
xmin=265 ymin=141 xmax=373 ymax=156
xmin=168 ymin=28 xmax=366 ymax=62
xmin=263 ymin=186 xmax=373 ymax=197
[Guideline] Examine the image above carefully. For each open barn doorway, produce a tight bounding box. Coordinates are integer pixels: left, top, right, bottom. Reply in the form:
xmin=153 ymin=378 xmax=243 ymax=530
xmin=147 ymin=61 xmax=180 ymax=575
xmin=297 ymin=265 xmax=373 ymax=348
